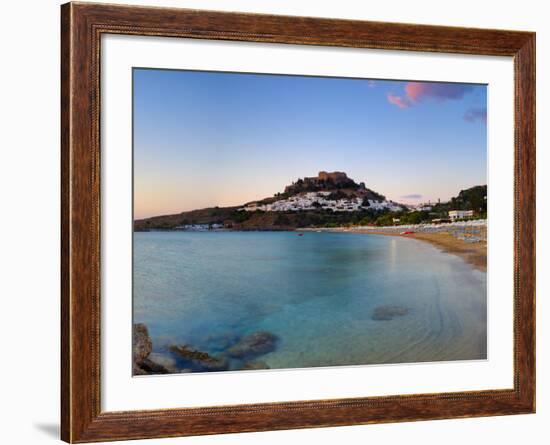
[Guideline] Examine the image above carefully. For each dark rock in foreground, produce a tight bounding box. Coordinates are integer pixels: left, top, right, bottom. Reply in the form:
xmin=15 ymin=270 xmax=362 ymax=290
xmin=169 ymin=344 xmax=229 ymax=372
xmin=134 ymin=325 xmax=278 ymax=374
xmin=227 ymin=331 xmax=278 ymax=359
xmin=133 ymin=323 xmax=152 ymax=362
xmin=139 ymin=358 xmax=169 ymax=374
xmin=371 ymin=305 xmax=409 ymax=321
xmin=133 ymin=323 xmax=172 ymax=375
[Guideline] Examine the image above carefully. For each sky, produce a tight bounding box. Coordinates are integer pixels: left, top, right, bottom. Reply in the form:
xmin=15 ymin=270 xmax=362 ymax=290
xmin=133 ymin=68 xmax=487 ymax=219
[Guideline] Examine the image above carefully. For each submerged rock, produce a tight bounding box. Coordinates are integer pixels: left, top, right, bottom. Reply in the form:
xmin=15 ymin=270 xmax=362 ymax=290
xmin=371 ymin=305 xmax=409 ymax=321
xmin=149 ymin=352 xmax=179 ymax=373
xmin=139 ymin=358 xmax=169 ymax=374
xmin=227 ymin=331 xmax=278 ymax=359
xmin=204 ymin=332 xmax=241 ymax=351
xmin=242 ymin=360 xmax=270 ymax=370
xmin=169 ymin=344 xmax=229 ymax=372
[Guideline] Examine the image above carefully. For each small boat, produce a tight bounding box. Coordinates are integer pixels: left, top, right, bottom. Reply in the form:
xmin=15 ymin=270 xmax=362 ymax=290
xmin=400 ymin=231 xmax=415 ymax=235
xmin=298 ymin=233 xmax=304 ymax=236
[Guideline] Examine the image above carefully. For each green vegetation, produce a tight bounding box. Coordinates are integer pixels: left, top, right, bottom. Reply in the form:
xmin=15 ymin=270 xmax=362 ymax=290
xmin=375 ymin=213 xmax=394 ymax=226
xmin=450 ymin=185 xmax=487 ymax=213
xmin=230 ymin=210 xmax=253 ymax=223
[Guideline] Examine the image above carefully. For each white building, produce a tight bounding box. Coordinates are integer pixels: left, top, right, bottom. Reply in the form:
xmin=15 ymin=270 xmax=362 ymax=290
xmin=448 ymin=210 xmax=474 ymax=220
xmin=415 ymin=205 xmax=432 ymax=211
xmin=241 ymin=191 xmax=403 ymax=213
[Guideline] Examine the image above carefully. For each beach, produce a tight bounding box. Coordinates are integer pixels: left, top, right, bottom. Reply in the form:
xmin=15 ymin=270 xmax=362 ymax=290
xmin=303 ymin=220 xmax=487 ymax=272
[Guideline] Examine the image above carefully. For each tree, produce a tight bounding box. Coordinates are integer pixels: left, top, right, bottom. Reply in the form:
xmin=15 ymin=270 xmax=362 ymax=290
xmin=376 ymin=213 xmax=395 ymax=226
xmin=401 ymin=211 xmax=430 ymax=225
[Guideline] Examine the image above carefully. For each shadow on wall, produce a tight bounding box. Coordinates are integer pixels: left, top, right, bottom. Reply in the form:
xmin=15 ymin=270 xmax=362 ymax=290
xmin=33 ymin=423 xmax=59 ymax=439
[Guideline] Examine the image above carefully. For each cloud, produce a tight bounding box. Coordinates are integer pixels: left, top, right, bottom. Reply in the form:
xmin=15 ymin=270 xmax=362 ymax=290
xmin=464 ymin=107 xmax=487 ymax=123
xmin=400 ymin=194 xmax=423 ymax=200
xmin=405 ymin=82 xmax=474 ymax=102
xmin=387 ymin=93 xmax=411 ymax=108
xmin=387 ymin=82 xmax=475 ymax=108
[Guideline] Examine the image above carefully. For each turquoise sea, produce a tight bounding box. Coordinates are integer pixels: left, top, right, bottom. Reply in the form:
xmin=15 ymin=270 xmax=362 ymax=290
xmin=133 ymin=231 xmax=487 ymax=372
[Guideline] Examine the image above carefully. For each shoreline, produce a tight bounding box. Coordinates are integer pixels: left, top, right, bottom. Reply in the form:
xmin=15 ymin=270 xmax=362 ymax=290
xmin=136 ymin=222 xmax=487 ymax=273
xmin=302 ymin=221 xmax=487 ymax=273
xmin=405 ymin=232 xmax=486 ymax=272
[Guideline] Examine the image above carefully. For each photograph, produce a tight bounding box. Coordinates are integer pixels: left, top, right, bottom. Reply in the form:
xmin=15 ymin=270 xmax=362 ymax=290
xmin=132 ymin=68 xmax=488 ymax=375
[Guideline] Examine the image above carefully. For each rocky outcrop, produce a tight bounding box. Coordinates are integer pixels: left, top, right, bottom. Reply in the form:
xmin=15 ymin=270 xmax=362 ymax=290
xmin=169 ymin=345 xmax=229 ymax=372
xmin=284 ymin=171 xmax=362 ymax=195
xmin=168 ymin=331 xmax=278 ymax=372
xmin=133 ymin=323 xmax=152 ymax=362
xmin=371 ymin=305 xmax=409 ymax=321
xmin=133 ymin=325 xmax=278 ymax=374
xmin=133 ymin=323 xmax=170 ymax=375
xmin=227 ymin=331 xmax=278 ymax=360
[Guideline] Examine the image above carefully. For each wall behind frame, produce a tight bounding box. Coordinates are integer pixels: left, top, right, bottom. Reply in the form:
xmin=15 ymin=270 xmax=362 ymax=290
xmin=0 ymin=1 xmax=546 ymax=445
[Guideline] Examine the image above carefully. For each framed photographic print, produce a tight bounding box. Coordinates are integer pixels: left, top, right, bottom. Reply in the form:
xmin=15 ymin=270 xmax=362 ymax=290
xmin=61 ymin=2 xmax=535 ymax=442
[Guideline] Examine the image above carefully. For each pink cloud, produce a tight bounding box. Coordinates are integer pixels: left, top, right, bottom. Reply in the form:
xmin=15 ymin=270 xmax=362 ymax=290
xmin=406 ymin=82 xmax=474 ymax=102
xmin=387 ymin=81 xmax=475 ymax=108
xmin=386 ymin=93 xmax=411 ymax=108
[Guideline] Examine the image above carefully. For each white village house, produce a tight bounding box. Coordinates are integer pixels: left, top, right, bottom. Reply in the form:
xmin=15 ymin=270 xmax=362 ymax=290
xmin=241 ymin=191 xmax=403 ymax=213
xmin=448 ymin=210 xmax=474 ymax=221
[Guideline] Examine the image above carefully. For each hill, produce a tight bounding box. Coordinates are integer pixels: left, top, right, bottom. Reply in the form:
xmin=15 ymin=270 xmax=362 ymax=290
xmin=134 ymin=172 xmax=399 ymax=231
xmin=450 ymin=185 xmax=487 ymax=213
xmin=134 ymin=173 xmax=487 ymax=231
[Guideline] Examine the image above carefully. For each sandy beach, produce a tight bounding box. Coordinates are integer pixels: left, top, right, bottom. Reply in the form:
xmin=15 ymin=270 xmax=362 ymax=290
xmin=302 ymin=220 xmax=487 ymax=272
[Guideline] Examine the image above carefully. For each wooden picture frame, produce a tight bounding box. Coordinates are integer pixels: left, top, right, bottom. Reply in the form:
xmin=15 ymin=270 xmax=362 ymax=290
xmin=61 ymin=2 xmax=535 ymax=442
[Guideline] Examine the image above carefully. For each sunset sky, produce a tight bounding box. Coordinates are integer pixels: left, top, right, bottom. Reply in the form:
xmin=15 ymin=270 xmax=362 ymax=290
xmin=133 ymin=68 xmax=487 ymax=219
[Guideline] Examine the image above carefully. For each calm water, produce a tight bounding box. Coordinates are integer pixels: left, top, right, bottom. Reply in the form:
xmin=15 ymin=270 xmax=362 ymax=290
xmin=133 ymin=231 xmax=487 ymax=372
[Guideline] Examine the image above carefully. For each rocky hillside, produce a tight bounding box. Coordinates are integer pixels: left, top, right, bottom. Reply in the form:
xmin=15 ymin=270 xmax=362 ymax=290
xmin=241 ymin=171 xmax=393 ymax=213
xmin=134 ymin=172 xmax=403 ymax=231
